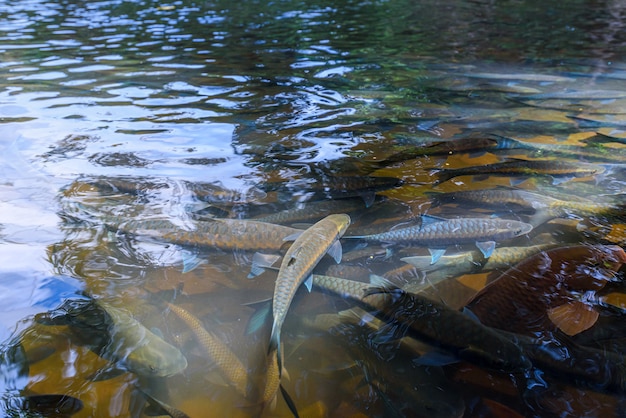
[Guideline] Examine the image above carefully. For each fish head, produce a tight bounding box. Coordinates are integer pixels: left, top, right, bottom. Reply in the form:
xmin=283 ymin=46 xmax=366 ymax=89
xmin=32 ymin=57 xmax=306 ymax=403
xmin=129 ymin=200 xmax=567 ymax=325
xmin=508 ymin=220 xmax=533 ymax=237
xmin=121 ymin=328 xmax=188 ymax=377
xmin=327 ymin=213 xmax=352 ymax=233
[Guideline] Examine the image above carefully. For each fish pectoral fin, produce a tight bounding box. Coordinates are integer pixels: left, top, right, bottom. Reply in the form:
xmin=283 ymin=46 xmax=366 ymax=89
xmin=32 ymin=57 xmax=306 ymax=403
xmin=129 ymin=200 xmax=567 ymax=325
xmin=360 ymin=191 xmax=377 ymax=208
xmin=249 ymin=253 xmax=282 ymax=278
xmin=181 ymin=251 xmax=206 ymax=273
xmin=547 ymin=301 xmax=599 ymax=336
xmin=475 ymin=241 xmax=496 ymax=258
xmin=428 ymin=248 xmax=447 ymax=264
xmin=326 ymin=240 xmax=343 ymax=264
xmin=244 ymin=300 xmax=272 ymax=335
xmin=304 ymin=275 xmax=313 ymax=292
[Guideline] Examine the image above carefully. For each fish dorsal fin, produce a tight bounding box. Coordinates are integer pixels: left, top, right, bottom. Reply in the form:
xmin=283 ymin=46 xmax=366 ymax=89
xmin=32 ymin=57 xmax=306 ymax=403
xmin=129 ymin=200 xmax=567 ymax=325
xmin=326 ymin=240 xmax=343 ymax=264
xmin=421 ymin=214 xmax=447 ymax=227
xmin=547 ymin=301 xmax=599 ymax=336
xmin=475 ymin=241 xmax=496 ymax=258
xmin=428 ymin=248 xmax=447 ymax=264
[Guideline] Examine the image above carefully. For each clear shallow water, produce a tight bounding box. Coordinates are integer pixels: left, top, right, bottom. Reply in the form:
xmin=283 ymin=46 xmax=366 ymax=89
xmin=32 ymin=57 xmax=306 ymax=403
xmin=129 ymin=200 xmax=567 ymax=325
xmin=1 ymin=0 xmax=626 ymax=417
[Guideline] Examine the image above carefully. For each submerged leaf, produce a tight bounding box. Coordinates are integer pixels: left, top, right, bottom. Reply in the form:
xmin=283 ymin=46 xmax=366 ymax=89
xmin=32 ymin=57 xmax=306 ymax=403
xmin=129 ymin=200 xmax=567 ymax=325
xmin=547 ymin=301 xmax=599 ymax=336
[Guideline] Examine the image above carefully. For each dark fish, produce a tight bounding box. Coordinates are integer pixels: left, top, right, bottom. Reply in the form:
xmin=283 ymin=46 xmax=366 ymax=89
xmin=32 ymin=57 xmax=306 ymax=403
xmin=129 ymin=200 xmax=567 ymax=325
xmin=431 ymin=159 xmax=604 ymax=186
xmin=362 ymin=286 xmax=532 ymax=373
xmin=502 ymin=331 xmax=626 ymax=393
xmin=113 ymin=218 xmax=302 ymax=252
xmin=346 ymin=214 xmax=533 ymax=262
xmin=331 ymin=316 xmax=466 ymax=418
xmin=252 ymin=197 xmax=366 ymax=225
xmin=465 ymin=245 xmax=626 ymax=336
xmin=139 ymin=389 xmax=190 ymax=418
xmin=3 ymin=394 xmax=83 ymax=417
xmin=386 ymin=136 xmax=503 ymax=160
xmin=311 ymin=274 xmax=530 ymax=373
xmin=262 ymin=175 xmax=403 ymax=207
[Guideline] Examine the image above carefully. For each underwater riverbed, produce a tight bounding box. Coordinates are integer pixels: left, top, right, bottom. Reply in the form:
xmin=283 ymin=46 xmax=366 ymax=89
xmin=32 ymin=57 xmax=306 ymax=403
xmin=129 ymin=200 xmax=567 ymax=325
xmin=2 ymin=0 xmax=626 ymax=417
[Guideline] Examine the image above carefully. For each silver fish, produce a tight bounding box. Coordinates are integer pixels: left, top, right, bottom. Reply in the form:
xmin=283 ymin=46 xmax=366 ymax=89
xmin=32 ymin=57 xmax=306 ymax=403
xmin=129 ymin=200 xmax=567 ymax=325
xmin=346 ymin=214 xmax=533 ymax=263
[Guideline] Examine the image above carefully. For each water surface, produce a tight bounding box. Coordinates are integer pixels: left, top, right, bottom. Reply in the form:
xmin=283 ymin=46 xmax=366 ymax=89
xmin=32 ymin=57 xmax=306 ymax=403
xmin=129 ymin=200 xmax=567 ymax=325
xmin=1 ymin=1 xmax=626 ymax=417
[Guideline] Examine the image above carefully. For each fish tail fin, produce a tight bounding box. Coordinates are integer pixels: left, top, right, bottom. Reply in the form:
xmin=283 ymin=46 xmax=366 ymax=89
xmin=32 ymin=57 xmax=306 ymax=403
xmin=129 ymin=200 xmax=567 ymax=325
xmin=280 ymin=383 xmax=300 ymax=418
xmin=268 ymin=326 xmax=283 ymax=376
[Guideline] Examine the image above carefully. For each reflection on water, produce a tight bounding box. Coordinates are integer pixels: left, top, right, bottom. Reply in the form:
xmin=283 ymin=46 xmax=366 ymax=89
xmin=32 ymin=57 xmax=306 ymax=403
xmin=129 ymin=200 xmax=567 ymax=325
xmin=1 ymin=0 xmax=626 ymax=417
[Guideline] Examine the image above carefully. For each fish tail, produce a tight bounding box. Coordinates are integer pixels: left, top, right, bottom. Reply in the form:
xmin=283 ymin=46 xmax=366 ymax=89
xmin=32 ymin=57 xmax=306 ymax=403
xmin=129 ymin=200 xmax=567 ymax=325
xmin=268 ymin=325 xmax=283 ymax=376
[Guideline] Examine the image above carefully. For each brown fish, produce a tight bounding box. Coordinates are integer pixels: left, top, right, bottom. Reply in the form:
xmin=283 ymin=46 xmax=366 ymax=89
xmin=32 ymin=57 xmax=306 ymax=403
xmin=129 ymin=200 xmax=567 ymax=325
xmin=165 ymin=302 xmax=250 ymax=398
xmin=269 ymin=214 xmax=351 ymax=375
xmin=464 ymin=245 xmax=626 ymax=336
xmin=114 ymin=218 xmax=301 ymax=252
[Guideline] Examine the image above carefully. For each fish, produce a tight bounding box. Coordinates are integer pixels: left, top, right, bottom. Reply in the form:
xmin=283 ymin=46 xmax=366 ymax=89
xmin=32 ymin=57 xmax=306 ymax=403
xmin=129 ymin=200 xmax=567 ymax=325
xmin=113 ymin=218 xmax=302 ymax=252
xmin=400 ymin=243 xmax=557 ymax=281
xmin=310 ymin=274 xmax=530 ymax=372
xmin=387 ymin=136 xmax=504 ymax=160
xmin=269 ymin=214 xmax=351 ymax=376
xmin=496 ymin=134 xmax=626 ymax=163
xmin=252 ymin=197 xmax=366 ymax=225
xmin=345 ymin=214 xmax=533 ymax=263
xmin=262 ymin=176 xmax=402 ymax=207
xmin=331 ymin=315 xmax=466 ymax=418
xmin=501 ymin=330 xmax=626 ymax=393
xmin=165 ymin=302 xmax=250 ymax=398
xmin=2 ymin=394 xmax=84 ymax=417
xmin=137 ymin=388 xmax=190 ymax=418
xmin=431 ymin=159 xmax=604 ymax=186
xmin=460 ymin=71 xmax=574 ymax=83
xmin=464 ymin=245 xmax=626 ymax=336
xmin=362 ymin=286 xmax=532 ymax=373
xmin=522 ymin=89 xmax=626 ymax=100
xmin=36 ymin=298 xmax=188 ymax=378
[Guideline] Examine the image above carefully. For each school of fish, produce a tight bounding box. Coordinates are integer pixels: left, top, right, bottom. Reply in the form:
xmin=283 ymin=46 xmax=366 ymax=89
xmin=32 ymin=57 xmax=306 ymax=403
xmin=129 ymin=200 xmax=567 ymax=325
xmin=5 ymin=64 xmax=626 ymax=418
